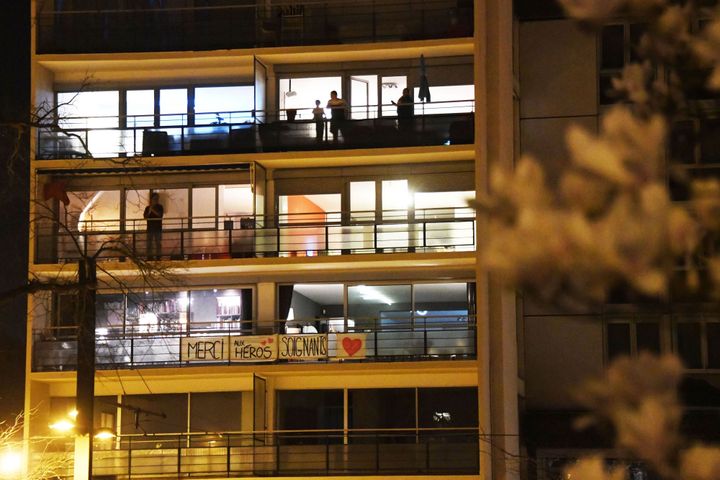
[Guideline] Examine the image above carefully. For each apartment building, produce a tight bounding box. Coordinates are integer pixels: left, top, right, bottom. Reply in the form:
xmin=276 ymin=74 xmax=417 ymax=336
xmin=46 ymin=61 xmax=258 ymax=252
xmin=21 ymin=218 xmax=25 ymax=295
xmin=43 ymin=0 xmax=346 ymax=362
xmin=25 ymin=1 xmax=518 ymax=479
xmin=517 ymin=2 xmax=720 ymax=479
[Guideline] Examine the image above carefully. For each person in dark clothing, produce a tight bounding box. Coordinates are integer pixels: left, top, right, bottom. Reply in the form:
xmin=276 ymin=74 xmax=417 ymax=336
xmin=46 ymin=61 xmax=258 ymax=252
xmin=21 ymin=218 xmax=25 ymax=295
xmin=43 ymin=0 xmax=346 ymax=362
xmin=143 ymin=193 xmax=164 ymax=260
xmin=393 ymin=88 xmax=415 ymax=132
xmin=312 ymin=100 xmax=326 ymax=141
xmin=326 ymin=90 xmax=348 ymax=143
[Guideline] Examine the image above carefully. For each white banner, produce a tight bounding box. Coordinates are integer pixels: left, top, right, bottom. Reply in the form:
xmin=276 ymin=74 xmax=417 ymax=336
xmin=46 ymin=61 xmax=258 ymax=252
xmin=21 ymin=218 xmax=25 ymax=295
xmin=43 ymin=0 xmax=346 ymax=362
xmin=181 ymin=336 xmax=229 ymax=362
xmin=229 ymin=335 xmax=278 ymax=362
xmin=278 ymin=334 xmax=328 ymax=360
xmin=336 ymin=333 xmax=367 ymax=359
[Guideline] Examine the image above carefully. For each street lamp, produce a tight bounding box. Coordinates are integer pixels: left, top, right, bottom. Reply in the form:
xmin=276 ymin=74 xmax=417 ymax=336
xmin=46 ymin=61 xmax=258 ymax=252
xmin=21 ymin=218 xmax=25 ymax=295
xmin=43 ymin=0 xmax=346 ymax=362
xmin=0 ymin=449 xmax=23 ymax=478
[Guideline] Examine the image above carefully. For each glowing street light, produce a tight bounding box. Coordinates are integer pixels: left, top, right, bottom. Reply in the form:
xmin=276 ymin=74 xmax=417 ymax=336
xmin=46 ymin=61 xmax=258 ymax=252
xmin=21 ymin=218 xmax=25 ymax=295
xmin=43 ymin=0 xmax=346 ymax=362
xmin=93 ymin=428 xmax=114 ymax=441
xmin=0 ymin=449 xmax=23 ymax=478
xmin=48 ymin=419 xmax=75 ymax=433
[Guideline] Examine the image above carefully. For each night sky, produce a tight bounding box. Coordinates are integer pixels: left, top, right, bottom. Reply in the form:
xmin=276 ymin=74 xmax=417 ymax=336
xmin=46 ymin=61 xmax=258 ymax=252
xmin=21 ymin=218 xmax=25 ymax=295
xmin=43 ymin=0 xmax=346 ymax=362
xmin=0 ymin=1 xmax=31 ymax=419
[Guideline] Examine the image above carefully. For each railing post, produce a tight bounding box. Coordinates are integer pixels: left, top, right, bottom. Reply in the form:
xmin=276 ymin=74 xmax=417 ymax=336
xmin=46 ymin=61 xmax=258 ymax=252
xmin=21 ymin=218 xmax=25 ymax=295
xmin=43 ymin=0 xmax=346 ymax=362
xmin=425 ymin=437 xmax=430 ymax=473
xmin=374 ymin=318 xmax=379 ymax=359
xmin=325 ymin=439 xmax=330 ymax=475
xmin=177 ymin=434 xmax=182 ymax=477
xmin=275 ymin=440 xmax=280 ymax=474
xmin=375 ymin=433 xmax=380 ymax=474
xmin=127 ymin=436 xmax=132 ymax=480
xmin=324 ymin=224 xmax=329 ymax=254
xmin=226 ymin=433 xmax=231 ymax=477
xmin=422 ymin=221 xmax=427 ymax=251
xmin=180 ymin=219 xmax=185 ymax=259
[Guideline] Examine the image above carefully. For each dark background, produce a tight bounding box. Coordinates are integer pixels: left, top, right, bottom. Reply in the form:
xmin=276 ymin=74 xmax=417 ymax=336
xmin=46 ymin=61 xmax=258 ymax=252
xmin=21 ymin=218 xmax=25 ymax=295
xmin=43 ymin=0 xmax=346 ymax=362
xmin=0 ymin=1 xmax=30 ymax=420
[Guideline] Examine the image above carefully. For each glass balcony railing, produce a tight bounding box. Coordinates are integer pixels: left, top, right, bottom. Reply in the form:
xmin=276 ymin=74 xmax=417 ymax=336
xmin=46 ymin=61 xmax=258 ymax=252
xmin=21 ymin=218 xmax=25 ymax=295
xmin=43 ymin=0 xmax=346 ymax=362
xmin=35 ymin=208 xmax=476 ymax=264
xmin=36 ymin=0 xmax=473 ymax=54
xmin=37 ymin=105 xmax=474 ymax=160
xmin=32 ymin=315 xmax=477 ymax=371
xmin=35 ymin=429 xmax=479 ymax=478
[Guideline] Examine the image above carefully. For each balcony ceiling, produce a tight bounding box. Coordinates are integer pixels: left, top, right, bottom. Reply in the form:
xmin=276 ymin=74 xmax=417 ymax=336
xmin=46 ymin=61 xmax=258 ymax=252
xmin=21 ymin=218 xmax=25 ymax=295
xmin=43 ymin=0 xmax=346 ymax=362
xmin=37 ymin=38 xmax=473 ymax=87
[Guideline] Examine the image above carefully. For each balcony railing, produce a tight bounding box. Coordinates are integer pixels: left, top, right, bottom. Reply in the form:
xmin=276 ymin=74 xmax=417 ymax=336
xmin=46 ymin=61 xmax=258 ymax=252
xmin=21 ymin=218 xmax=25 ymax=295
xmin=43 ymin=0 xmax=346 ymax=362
xmin=35 ymin=429 xmax=480 ymax=478
xmin=32 ymin=315 xmax=477 ymax=371
xmin=37 ymin=104 xmax=475 ymax=160
xmin=35 ymin=208 xmax=476 ymax=264
xmin=36 ymin=0 xmax=473 ymax=54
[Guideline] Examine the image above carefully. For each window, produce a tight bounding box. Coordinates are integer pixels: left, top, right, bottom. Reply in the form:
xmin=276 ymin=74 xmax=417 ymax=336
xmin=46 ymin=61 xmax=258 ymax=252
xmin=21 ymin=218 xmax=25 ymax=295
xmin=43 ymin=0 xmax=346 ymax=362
xmin=598 ymin=23 xmax=647 ymax=104
xmin=276 ymin=390 xmax=343 ymax=444
xmin=279 ymin=282 xmax=474 ymax=334
xmin=412 ymin=84 xmax=474 ymax=114
xmin=194 ymin=86 xmax=254 ymax=124
xmin=159 ymin=88 xmax=188 ymax=126
xmin=126 ymin=89 xmax=155 ymax=128
xmin=57 ymin=91 xmax=119 ymax=129
xmin=189 ymin=392 xmax=242 ymax=432
xmin=417 ymin=387 xmax=478 ymax=429
xmin=381 ymin=76 xmax=407 ymax=116
xmin=348 ymin=388 xmax=415 ymax=443
xmin=674 ymin=315 xmax=720 ymax=369
xmin=121 ymin=394 xmax=188 ymax=435
xmin=278 ymin=77 xmax=343 ymax=120
xmin=95 ymin=288 xmax=253 ymax=335
xmin=605 ymin=316 xmax=662 ymax=363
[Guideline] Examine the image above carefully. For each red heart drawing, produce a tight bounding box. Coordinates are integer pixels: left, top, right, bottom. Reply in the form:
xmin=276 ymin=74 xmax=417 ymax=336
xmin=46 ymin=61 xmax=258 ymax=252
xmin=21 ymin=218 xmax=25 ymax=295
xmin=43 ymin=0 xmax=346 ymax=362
xmin=342 ymin=337 xmax=362 ymax=356
xmin=260 ymin=340 xmax=266 ymax=346
xmin=267 ymin=337 xmax=274 ymax=344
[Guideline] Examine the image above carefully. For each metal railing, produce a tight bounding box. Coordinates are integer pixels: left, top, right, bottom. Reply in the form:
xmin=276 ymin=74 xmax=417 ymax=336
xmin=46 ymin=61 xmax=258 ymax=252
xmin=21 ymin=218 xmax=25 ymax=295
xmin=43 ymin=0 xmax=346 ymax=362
xmin=35 ymin=208 xmax=476 ymax=264
xmin=36 ymin=0 xmax=473 ymax=54
xmin=35 ymin=429 xmax=480 ymax=478
xmin=36 ymin=104 xmax=475 ymax=159
xmin=32 ymin=315 xmax=477 ymax=371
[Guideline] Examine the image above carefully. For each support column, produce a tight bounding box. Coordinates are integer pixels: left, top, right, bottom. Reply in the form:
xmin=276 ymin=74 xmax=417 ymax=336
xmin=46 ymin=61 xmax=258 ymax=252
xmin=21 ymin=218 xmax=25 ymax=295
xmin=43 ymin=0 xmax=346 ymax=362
xmin=475 ymin=0 xmax=520 ymax=479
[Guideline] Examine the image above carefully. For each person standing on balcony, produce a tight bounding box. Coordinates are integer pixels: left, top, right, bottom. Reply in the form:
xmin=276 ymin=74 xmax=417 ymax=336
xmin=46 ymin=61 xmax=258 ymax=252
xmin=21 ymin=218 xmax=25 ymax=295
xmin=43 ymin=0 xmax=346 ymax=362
xmin=393 ymin=88 xmax=415 ymax=133
xmin=312 ymin=100 xmax=326 ymax=141
xmin=326 ymin=90 xmax=348 ymax=143
xmin=144 ymin=193 xmax=164 ymax=260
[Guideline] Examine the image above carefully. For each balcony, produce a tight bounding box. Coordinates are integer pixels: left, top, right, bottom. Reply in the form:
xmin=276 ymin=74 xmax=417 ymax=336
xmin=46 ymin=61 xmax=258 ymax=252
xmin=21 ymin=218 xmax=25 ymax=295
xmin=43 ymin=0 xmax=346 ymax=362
xmin=37 ymin=429 xmax=479 ymax=478
xmin=35 ymin=208 xmax=476 ymax=264
xmin=36 ymin=0 xmax=473 ymax=54
xmin=32 ymin=315 xmax=477 ymax=371
xmin=36 ymin=106 xmax=475 ymax=160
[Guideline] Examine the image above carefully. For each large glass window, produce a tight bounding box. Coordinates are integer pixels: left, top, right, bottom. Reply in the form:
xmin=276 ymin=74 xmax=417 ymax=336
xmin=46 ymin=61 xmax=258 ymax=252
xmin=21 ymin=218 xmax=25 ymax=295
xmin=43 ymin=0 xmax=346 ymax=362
xmin=126 ymin=89 xmax=155 ymax=128
xmin=96 ymin=294 xmax=125 ymax=334
xmin=348 ymin=284 xmax=412 ymax=329
xmin=412 ymin=84 xmax=474 ymax=114
xmin=381 ymin=76 xmax=407 ymax=117
xmin=414 ymin=282 xmax=470 ymax=327
xmin=350 ymin=181 xmax=375 ymax=222
xmin=278 ymin=283 xmax=344 ymax=333
xmin=192 ymin=187 xmax=217 ymax=229
xmin=121 ymin=394 xmax=188 ymax=435
xmin=278 ymin=77 xmax=342 ymax=121
xmin=417 ymin=387 xmax=478 ymax=429
xmin=126 ymin=291 xmax=189 ymax=333
xmin=195 ymin=86 xmax=254 ymax=124
xmin=219 ymin=184 xmax=253 ymax=217
xmin=159 ymin=88 xmax=188 ymax=126
xmin=348 ymin=388 xmax=415 ymax=437
xmin=57 ymin=91 xmax=119 ymax=129
xmin=62 ymin=190 xmax=121 ymax=232
xmin=189 ymin=392 xmax=242 ymax=432
xmin=276 ymin=390 xmax=343 ymax=444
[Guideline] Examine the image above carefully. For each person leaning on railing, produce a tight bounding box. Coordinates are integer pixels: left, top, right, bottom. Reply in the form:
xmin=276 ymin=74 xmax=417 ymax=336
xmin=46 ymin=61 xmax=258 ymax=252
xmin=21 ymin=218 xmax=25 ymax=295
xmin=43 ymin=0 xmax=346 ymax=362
xmin=143 ymin=193 xmax=164 ymax=260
